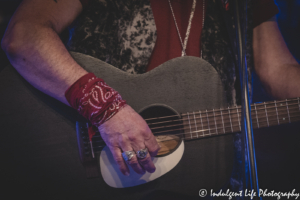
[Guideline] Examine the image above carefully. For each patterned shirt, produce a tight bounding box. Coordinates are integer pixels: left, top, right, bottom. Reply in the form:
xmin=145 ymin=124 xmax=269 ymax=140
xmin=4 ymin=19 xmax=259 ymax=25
xmin=67 ymin=0 xmax=278 ymax=106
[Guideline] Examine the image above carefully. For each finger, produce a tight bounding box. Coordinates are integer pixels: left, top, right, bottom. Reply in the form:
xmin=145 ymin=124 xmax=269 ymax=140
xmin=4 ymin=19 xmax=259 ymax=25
xmin=126 ymin=153 xmax=146 ymax=175
xmin=137 ymin=151 xmax=156 ymax=173
xmin=144 ymin=132 xmax=161 ymax=157
xmin=109 ymin=147 xmax=130 ymax=176
xmin=119 ymin=140 xmax=146 ymax=175
xmin=132 ymin=143 xmax=156 ymax=173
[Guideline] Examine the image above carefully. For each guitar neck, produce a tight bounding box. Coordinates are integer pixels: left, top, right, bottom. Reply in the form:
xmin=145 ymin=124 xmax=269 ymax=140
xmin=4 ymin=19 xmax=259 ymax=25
xmin=181 ymin=98 xmax=300 ymax=140
xmin=85 ymin=98 xmax=300 ymax=151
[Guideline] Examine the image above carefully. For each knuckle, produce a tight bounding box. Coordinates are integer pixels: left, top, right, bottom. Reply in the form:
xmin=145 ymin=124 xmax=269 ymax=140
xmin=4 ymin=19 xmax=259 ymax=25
xmin=128 ymin=134 xmax=144 ymax=145
xmin=107 ymin=137 xmax=116 ymax=146
xmin=147 ymin=142 xmax=161 ymax=156
xmin=142 ymin=129 xmax=153 ymax=140
xmin=151 ymin=143 xmax=160 ymax=150
xmin=118 ymin=137 xmax=128 ymax=147
xmin=128 ymin=134 xmax=137 ymax=142
xmin=149 ymin=149 xmax=159 ymax=157
xmin=143 ymin=126 xmax=151 ymax=133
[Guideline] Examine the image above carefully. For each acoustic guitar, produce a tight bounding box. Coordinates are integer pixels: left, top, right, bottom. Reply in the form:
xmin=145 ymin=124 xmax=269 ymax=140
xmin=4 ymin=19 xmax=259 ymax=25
xmin=1 ymin=52 xmax=299 ymax=199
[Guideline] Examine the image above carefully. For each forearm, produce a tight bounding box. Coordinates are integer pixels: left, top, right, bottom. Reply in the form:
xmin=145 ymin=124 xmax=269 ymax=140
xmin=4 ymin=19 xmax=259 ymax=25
xmin=2 ymin=22 xmax=88 ymax=105
xmin=1 ymin=0 xmax=160 ymax=177
xmin=258 ymin=63 xmax=300 ymax=99
xmin=253 ymin=19 xmax=300 ymax=100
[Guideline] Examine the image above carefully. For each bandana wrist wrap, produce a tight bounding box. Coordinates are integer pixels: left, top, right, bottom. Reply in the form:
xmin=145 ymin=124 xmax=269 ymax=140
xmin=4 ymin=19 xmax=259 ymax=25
xmin=65 ymin=73 xmax=127 ymax=127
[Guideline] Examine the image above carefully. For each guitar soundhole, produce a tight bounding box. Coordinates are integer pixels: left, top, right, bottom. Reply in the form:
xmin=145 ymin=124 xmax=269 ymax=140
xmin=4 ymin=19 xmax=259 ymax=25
xmin=139 ymin=105 xmax=183 ymax=157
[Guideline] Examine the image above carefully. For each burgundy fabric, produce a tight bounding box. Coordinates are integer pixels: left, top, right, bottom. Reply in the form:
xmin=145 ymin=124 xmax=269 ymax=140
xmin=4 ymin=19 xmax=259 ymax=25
xmin=77 ymin=0 xmax=278 ymax=71
xmin=147 ymin=0 xmax=205 ymax=71
xmin=65 ymin=73 xmax=126 ymax=127
xmin=147 ymin=0 xmax=279 ymax=71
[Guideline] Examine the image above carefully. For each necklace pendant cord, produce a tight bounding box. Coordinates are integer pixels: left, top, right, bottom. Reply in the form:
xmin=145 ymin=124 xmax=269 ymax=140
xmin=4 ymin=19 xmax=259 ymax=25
xmin=201 ymin=0 xmax=205 ymax=58
xmin=168 ymin=0 xmax=205 ymax=58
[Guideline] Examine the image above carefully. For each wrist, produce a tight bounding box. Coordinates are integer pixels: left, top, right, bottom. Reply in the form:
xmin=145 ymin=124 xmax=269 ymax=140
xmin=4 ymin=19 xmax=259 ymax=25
xmin=65 ymin=73 xmax=126 ymax=126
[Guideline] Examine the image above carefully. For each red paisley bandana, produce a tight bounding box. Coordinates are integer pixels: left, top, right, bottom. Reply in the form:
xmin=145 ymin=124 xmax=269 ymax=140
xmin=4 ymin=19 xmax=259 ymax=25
xmin=65 ymin=73 xmax=126 ymax=127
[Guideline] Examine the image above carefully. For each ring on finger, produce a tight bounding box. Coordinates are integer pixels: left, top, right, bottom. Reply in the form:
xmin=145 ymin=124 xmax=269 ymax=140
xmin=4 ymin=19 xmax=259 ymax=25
xmin=136 ymin=148 xmax=148 ymax=159
xmin=122 ymin=150 xmax=135 ymax=161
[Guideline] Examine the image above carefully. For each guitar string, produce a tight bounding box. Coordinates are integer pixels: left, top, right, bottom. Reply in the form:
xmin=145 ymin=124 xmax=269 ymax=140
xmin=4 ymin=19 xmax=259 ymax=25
xmin=91 ymin=114 xmax=300 ymax=148
xmin=143 ymin=98 xmax=300 ymax=122
xmin=145 ymin=102 xmax=300 ymax=127
xmin=150 ymin=114 xmax=300 ymax=136
xmin=90 ymin=108 xmax=300 ymax=144
xmin=91 ymin=106 xmax=300 ymax=139
xmin=91 ymin=117 xmax=300 ymax=150
xmin=91 ymin=108 xmax=300 ymax=141
xmin=146 ymin=103 xmax=300 ymax=128
xmin=151 ymin=100 xmax=300 ymax=122
xmin=148 ymin=111 xmax=300 ymax=133
xmin=89 ymin=98 xmax=300 ymax=147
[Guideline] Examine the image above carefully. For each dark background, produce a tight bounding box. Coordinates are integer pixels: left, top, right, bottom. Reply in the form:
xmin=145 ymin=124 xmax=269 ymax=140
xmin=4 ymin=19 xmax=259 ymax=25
xmin=0 ymin=0 xmax=300 ymax=198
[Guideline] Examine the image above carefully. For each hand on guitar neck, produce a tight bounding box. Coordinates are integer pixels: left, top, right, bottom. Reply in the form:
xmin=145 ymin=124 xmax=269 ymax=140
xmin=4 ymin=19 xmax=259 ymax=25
xmin=98 ymin=105 xmax=160 ymax=176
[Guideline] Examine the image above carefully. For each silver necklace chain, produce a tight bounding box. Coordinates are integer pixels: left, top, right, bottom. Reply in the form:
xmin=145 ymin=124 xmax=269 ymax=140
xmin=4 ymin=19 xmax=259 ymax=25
xmin=168 ymin=0 xmax=205 ymax=57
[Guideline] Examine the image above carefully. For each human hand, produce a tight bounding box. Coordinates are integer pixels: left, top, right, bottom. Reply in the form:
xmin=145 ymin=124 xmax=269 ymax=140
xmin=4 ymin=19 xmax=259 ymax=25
xmin=98 ymin=105 xmax=160 ymax=176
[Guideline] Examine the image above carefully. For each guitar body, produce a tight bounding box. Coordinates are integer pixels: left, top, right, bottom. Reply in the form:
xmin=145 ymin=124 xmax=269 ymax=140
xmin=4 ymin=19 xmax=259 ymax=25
xmin=0 ymin=52 xmax=234 ymax=199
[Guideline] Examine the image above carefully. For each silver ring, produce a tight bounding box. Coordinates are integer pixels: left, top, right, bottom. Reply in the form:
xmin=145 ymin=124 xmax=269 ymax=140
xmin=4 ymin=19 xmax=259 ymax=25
xmin=136 ymin=148 xmax=148 ymax=159
xmin=122 ymin=150 xmax=135 ymax=161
